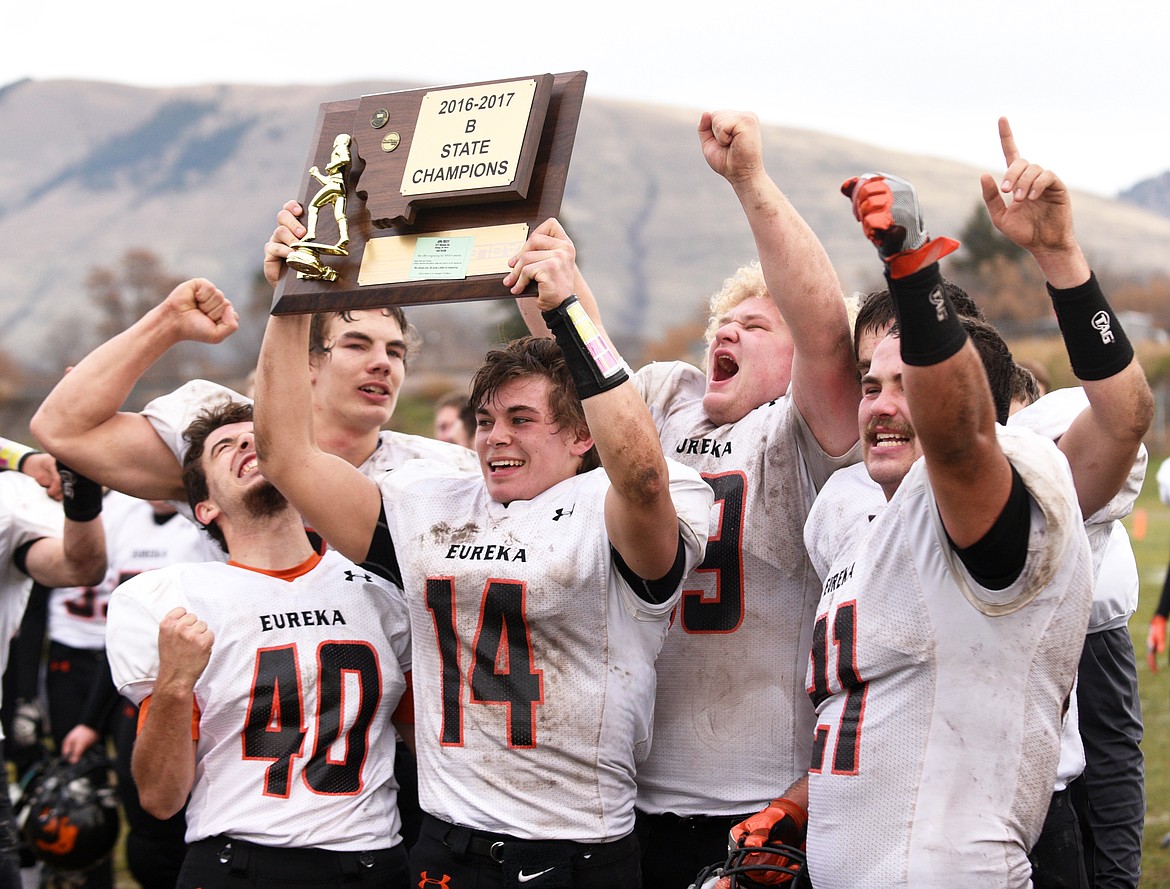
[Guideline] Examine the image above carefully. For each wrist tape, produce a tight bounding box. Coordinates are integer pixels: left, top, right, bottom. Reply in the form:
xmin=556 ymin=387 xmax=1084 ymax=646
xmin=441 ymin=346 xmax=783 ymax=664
xmin=888 ymin=265 xmax=968 ymax=367
xmin=57 ymin=461 xmax=103 ymax=522
xmin=0 ymin=438 xmax=39 ymax=472
xmin=541 ymin=295 xmax=629 ymax=399
xmin=1048 ymin=273 xmax=1134 ymax=381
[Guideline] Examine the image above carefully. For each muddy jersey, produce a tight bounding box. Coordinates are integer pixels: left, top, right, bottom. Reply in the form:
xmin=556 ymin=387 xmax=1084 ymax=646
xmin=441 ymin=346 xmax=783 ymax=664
xmin=106 ymin=549 xmax=411 ymax=850
xmin=0 ymin=473 xmax=64 ymax=720
xmin=803 ymin=426 xmax=1092 ymax=888
xmin=49 ymin=491 xmax=209 ymax=650
xmin=370 ymin=457 xmax=711 ymax=842
xmin=631 ymin=361 xmax=858 ymax=816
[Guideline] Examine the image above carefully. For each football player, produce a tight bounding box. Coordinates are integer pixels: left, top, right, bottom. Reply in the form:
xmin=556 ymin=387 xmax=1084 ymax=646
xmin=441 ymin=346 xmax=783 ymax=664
xmin=740 ymin=158 xmax=1099 ymax=885
xmin=519 ymin=110 xmax=861 ymax=886
xmin=803 ymin=121 xmax=1151 ymax=889
xmin=105 ymin=401 xmax=413 ymax=888
xmin=255 ymin=218 xmax=713 ymax=888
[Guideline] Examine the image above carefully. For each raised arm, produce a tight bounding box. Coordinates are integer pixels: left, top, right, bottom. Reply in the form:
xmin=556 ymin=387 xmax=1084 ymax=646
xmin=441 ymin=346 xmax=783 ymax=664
xmin=30 ymin=279 xmax=238 ymax=501
xmin=23 ymin=464 xmax=106 ymax=588
xmin=132 ymin=607 xmax=210 ymax=819
xmin=981 ymin=117 xmax=1152 ymax=517
xmin=845 ymin=175 xmax=1012 ymax=546
xmin=254 ymin=223 xmax=383 ymax=563
xmin=701 ymin=110 xmax=859 ymax=456
xmin=509 ymin=219 xmax=680 ymax=580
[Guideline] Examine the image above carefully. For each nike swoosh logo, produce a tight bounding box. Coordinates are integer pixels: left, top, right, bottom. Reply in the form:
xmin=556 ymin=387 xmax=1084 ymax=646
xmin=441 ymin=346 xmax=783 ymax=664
xmin=517 ymin=868 xmax=555 ymax=883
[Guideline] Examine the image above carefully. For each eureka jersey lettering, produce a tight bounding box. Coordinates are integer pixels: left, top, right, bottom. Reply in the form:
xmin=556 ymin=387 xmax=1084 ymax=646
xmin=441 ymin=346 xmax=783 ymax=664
xmin=106 ymin=550 xmax=411 ymax=851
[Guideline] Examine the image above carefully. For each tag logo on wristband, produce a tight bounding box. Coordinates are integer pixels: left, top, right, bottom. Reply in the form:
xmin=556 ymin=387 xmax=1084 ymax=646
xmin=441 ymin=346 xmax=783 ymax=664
xmin=928 ymin=285 xmax=948 ymax=322
xmin=1092 ymin=310 xmax=1115 ymax=345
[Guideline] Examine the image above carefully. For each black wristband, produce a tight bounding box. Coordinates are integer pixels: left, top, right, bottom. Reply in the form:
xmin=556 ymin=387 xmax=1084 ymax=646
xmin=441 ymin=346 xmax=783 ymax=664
xmin=57 ymin=460 xmax=103 ymax=522
xmin=887 ymin=265 xmax=968 ymax=367
xmin=1048 ymin=273 xmax=1134 ymax=381
xmin=541 ymin=295 xmax=629 ymax=399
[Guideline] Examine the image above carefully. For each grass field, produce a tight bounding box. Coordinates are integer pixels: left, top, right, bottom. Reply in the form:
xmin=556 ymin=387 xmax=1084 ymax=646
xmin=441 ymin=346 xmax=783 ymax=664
xmin=1129 ymin=467 xmax=1170 ymax=887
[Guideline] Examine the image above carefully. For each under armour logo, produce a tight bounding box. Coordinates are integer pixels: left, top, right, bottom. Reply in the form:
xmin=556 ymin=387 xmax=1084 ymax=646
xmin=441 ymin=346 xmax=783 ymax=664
xmin=344 ymin=570 xmax=372 ymax=583
xmin=1091 ymin=310 xmax=1115 ymax=344
xmin=418 ymin=873 xmax=451 ymax=888
xmin=552 ymin=507 xmax=574 ymax=521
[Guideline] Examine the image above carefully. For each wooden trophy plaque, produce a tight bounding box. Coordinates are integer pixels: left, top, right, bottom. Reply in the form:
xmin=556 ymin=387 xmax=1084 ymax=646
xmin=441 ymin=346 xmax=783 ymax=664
xmin=271 ymin=70 xmax=587 ymax=314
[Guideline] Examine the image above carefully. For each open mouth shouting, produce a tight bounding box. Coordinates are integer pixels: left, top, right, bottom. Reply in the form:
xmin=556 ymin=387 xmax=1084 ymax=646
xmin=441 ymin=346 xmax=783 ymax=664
xmin=710 ymin=350 xmax=739 ymax=382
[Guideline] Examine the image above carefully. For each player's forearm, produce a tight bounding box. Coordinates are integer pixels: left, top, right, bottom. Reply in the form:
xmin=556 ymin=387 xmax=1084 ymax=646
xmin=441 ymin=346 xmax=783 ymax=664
xmin=255 ymin=313 xmax=315 ymax=478
xmin=734 ymin=171 xmax=844 ymax=348
xmin=1062 ymin=361 xmax=1153 ymax=517
xmin=24 ymin=520 xmax=106 ymax=588
xmin=133 ymin=687 xmax=198 ymax=819
xmin=254 ymin=313 xmax=381 ymax=562
xmin=585 ymin=384 xmax=668 ymax=501
xmin=59 ymin=516 xmax=107 ymax=586
xmin=737 ymin=173 xmax=860 ymax=452
xmin=587 ymin=385 xmax=679 ymax=578
xmin=31 ymin=304 xmax=186 ymax=455
xmin=1029 ymin=240 xmax=1091 ymax=291
xmin=1047 ymin=272 xmax=1152 ymax=516
xmin=892 ymin=267 xmax=1010 ymax=547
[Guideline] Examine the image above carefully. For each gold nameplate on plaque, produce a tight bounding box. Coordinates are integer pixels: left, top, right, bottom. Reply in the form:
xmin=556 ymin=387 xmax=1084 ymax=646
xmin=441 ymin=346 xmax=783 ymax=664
xmin=359 ymin=223 xmax=529 ymax=285
xmin=402 ymin=80 xmax=538 ymax=197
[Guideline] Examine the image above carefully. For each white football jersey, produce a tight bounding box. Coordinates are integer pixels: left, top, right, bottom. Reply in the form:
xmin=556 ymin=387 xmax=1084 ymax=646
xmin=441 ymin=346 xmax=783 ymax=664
xmin=803 ymin=462 xmax=883 ymax=586
xmin=1008 ymin=386 xmax=1145 ymax=631
xmin=804 ymin=426 xmax=1092 ymax=889
xmin=0 ymin=473 xmax=65 ymax=729
xmin=372 ymin=457 xmax=712 ymax=842
xmin=49 ymin=491 xmax=209 ymax=650
xmin=631 ymin=361 xmax=859 ymax=816
xmin=106 ymin=549 xmax=412 ymax=850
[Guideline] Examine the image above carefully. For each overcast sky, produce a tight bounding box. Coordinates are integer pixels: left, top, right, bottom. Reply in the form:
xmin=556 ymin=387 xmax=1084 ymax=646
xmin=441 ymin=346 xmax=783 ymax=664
xmin=7 ymin=0 xmax=1167 ymax=197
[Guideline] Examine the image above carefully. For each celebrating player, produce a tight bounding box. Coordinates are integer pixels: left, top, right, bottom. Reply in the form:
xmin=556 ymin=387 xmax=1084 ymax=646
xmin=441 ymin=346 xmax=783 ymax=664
xmin=740 ymin=167 xmax=1096 ymax=887
xmin=807 ymin=121 xmax=1151 ymax=889
xmin=989 ymin=117 xmax=1152 ymax=889
xmin=105 ymin=401 xmax=413 ymax=888
xmin=519 ymin=109 xmax=860 ymax=885
xmin=254 ymin=219 xmax=713 ymax=888
xmin=30 ymin=257 xmax=476 ymax=509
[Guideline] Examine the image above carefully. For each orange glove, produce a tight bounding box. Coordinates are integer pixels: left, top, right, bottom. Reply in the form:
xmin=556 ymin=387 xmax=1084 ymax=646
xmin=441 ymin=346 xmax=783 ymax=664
xmin=715 ymin=797 xmax=807 ymax=887
xmin=1148 ymin=615 xmax=1166 ymax=672
xmin=841 ymin=174 xmax=959 ymax=279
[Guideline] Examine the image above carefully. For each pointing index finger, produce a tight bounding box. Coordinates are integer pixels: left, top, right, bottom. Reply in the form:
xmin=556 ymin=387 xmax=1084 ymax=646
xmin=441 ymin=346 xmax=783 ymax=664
xmin=998 ymin=116 xmax=1020 ymax=167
